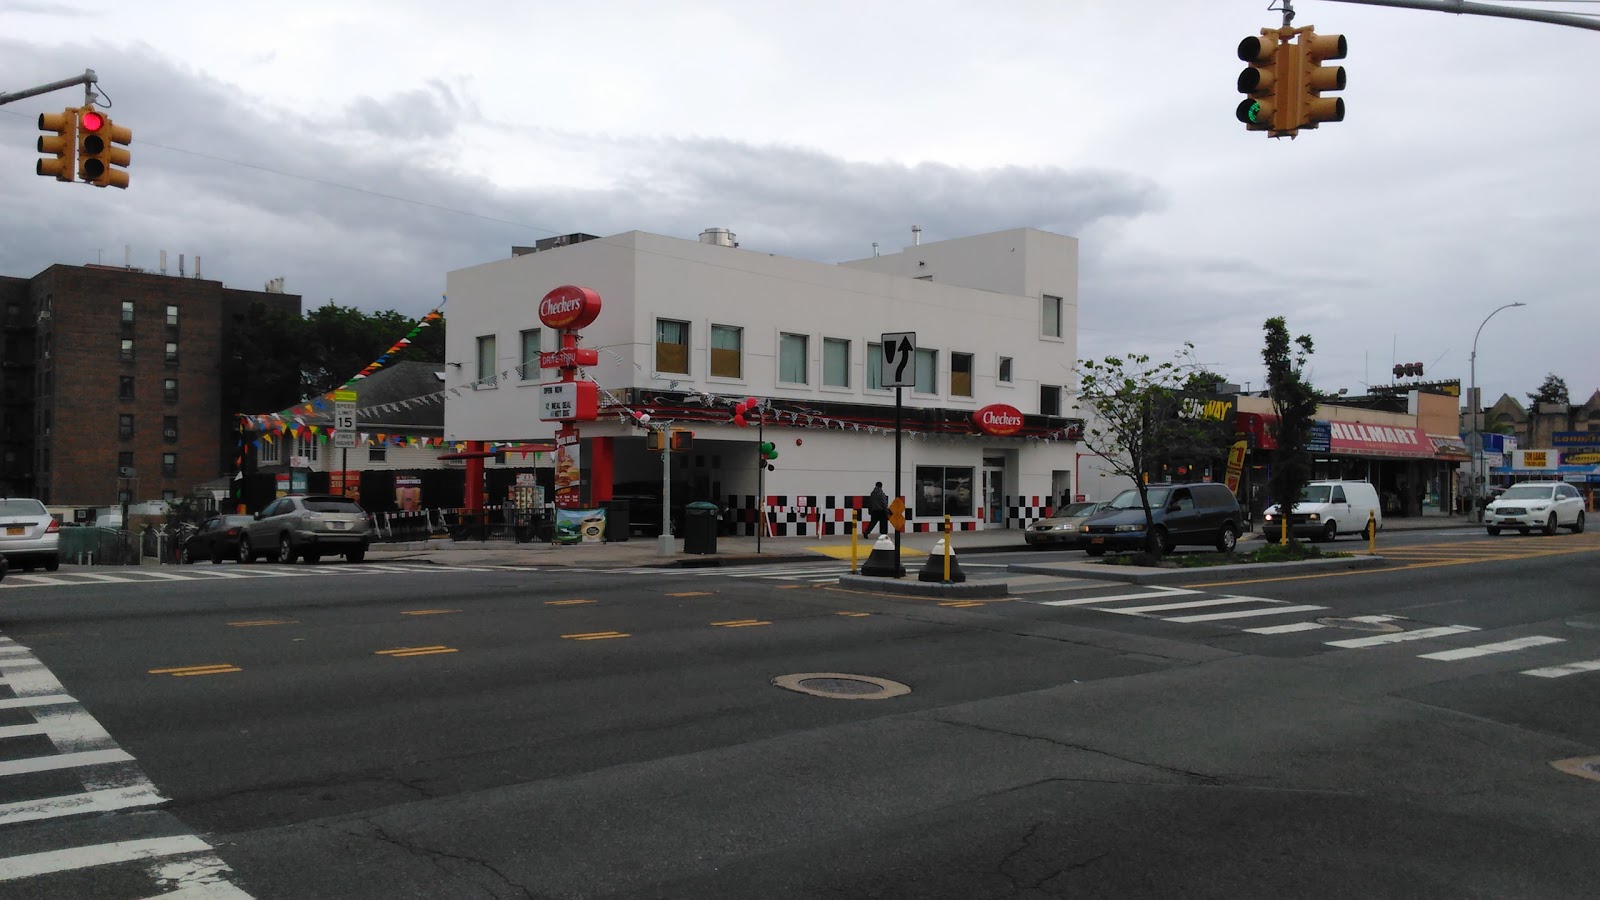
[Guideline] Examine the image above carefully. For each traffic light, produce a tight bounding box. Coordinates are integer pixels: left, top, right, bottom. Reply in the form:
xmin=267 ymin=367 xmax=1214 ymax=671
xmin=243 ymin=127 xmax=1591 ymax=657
xmin=669 ymin=429 xmax=693 ymax=451
xmin=1235 ymin=30 xmax=1286 ymax=133
xmin=36 ymin=108 xmax=77 ymax=182
xmin=758 ymin=441 xmax=778 ymax=471
xmin=646 ymin=430 xmax=666 ymax=452
xmin=1296 ymin=30 xmax=1348 ymax=129
xmin=77 ymin=108 xmax=131 ymax=189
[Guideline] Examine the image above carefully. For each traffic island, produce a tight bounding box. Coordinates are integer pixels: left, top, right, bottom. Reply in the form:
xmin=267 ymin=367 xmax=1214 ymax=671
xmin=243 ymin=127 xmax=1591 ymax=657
xmin=837 ymin=573 xmax=1009 ymax=599
xmin=1008 ymin=553 xmax=1387 ymax=585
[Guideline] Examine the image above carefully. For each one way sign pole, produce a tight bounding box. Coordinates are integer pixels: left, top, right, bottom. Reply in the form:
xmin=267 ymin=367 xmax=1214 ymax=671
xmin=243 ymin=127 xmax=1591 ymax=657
xmin=880 ymin=332 xmax=915 ymax=576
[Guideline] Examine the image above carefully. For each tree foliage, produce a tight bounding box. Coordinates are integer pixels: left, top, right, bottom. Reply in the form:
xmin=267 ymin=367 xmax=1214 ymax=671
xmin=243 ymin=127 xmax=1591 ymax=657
xmin=1262 ymin=317 xmax=1319 ymax=537
xmin=1075 ymin=343 xmax=1221 ymax=555
xmin=1526 ymin=373 xmax=1570 ymax=407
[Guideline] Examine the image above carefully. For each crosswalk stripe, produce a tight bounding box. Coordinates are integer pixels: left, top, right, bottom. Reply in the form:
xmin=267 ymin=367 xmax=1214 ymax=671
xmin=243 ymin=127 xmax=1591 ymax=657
xmin=1325 ymin=625 xmax=1479 ymax=649
xmin=1095 ymin=596 xmax=1264 ymax=615
xmin=0 ymin=784 xmax=168 ymax=826
xmin=1037 ymin=587 xmax=1198 ymax=607
xmin=0 ymin=748 xmax=133 ymax=777
xmin=1167 ymin=603 xmax=1327 ymax=623
xmin=1245 ymin=621 xmax=1329 ymax=635
xmin=1418 ymin=636 xmax=1566 ymax=661
xmin=0 ymin=835 xmax=212 ymax=882
xmin=1521 ymin=659 xmax=1600 ymax=679
xmin=0 ymin=694 xmax=75 ymax=709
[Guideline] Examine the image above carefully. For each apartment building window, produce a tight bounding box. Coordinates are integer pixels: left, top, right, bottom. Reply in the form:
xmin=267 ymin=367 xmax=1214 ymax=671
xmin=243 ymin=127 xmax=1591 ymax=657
xmin=866 ymin=342 xmax=884 ymax=390
xmin=162 ymin=490 xmax=177 ymax=502
xmin=369 ymin=445 xmax=387 ymax=463
xmin=119 ymin=376 xmax=135 ymax=400
xmin=1040 ymin=384 xmax=1062 ymax=416
xmin=121 ymin=339 xmax=134 ymax=362
xmin=519 ymin=328 xmax=542 ymax=380
xmin=914 ymin=348 xmax=938 ymax=394
xmin=476 ymin=334 xmax=497 ymax=386
xmin=823 ymin=337 xmax=850 ymax=388
xmin=165 ymin=305 xmax=179 ymax=327
xmin=165 ymin=341 xmax=179 ymax=364
xmin=1042 ymin=295 xmax=1063 ymax=338
xmin=951 ymin=352 xmax=974 ymax=397
xmin=655 ymin=319 xmax=689 ymax=374
xmin=162 ymin=452 xmax=177 ymax=476
xmin=259 ymin=440 xmax=280 ymax=464
xmin=998 ymin=356 xmax=1014 ymax=384
xmin=119 ymin=414 xmax=134 ymax=439
xmin=163 ymin=416 xmax=178 ymax=443
xmin=121 ymin=301 xmax=134 ymax=323
xmin=118 ymin=451 xmax=133 ymax=473
xmin=710 ymin=324 xmax=742 ymax=378
xmin=163 ymin=378 xmax=178 ymax=402
xmin=296 ymin=434 xmax=320 ymax=462
xmin=778 ymin=333 xmax=808 ymax=384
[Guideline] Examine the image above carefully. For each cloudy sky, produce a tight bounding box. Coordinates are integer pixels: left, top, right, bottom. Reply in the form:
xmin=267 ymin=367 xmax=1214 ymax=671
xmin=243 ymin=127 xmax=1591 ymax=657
xmin=4 ymin=0 xmax=1597 ymax=408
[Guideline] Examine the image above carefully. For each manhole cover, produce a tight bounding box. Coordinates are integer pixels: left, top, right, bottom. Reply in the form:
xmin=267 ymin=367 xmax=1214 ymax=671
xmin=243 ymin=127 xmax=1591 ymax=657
xmin=1552 ymin=756 xmax=1600 ymax=783
xmin=1317 ymin=616 xmax=1404 ymax=633
xmin=772 ymin=673 xmax=911 ymax=700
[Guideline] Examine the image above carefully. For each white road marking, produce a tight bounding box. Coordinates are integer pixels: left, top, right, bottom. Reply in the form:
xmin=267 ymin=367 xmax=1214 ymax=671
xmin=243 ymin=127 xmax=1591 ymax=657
xmin=66 ymin=573 xmax=137 ymax=584
xmin=138 ymin=855 xmax=256 ymax=899
xmin=0 ymin=748 xmax=134 ymax=777
xmin=0 ymin=784 xmax=168 ymax=826
xmin=0 ymin=645 xmax=32 ymax=655
xmin=1325 ymin=625 xmax=1479 ymax=649
xmin=0 ymin=835 xmax=212 ymax=881
xmin=0 ymin=694 xmax=76 ymax=709
xmin=1521 ymin=659 xmax=1600 ymax=679
xmin=0 ymin=723 xmax=48 ymax=739
xmin=1167 ymin=604 xmax=1328 ymax=623
xmin=1095 ymin=596 xmax=1263 ymax=615
xmin=1245 ymin=621 xmax=1329 ymax=635
xmin=1037 ymin=587 xmax=1199 ymax=607
xmin=1418 ymin=636 xmax=1566 ymax=661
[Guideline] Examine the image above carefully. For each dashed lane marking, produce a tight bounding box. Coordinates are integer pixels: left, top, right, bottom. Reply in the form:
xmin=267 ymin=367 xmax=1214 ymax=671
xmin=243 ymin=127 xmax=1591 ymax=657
xmin=562 ymin=631 xmax=629 ymax=641
xmin=148 ymin=664 xmax=242 ymax=677
xmin=711 ymin=619 xmax=771 ymax=628
xmin=374 ymin=646 xmax=458 ymax=658
xmin=544 ymin=599 xmax=595 ymax=606
xmin=669 ymin=591 xmax=713 ymax=597
xmin=836 ymin=612 xmax=871 ymax=617
xmin=228 ymin=619 xmax=297 ymax=627
xmin=400 ymin=609 xmax=460 ymax=616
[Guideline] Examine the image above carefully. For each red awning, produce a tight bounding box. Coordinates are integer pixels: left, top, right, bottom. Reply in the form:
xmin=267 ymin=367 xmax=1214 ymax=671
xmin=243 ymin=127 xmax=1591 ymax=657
xmin=1328 ymin=423 xmax=1434 ymax=459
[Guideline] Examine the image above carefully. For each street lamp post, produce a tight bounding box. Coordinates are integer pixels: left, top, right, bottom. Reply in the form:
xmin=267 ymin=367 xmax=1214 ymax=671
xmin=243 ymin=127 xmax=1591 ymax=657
xmin=1468 ymin=302 xmax=1527 ymax=519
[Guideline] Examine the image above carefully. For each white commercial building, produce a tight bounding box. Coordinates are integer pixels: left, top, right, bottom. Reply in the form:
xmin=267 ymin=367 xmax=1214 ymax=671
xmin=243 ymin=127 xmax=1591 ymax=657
xmin=444 ymin=227 xmax=1087 ymax=534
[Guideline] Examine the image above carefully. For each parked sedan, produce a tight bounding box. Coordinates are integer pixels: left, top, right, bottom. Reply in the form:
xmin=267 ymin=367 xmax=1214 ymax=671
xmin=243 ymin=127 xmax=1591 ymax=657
xmin=239 ymin=494 xmax=372 ymax=564
xmin=1024 ymin=501 xmax=1110 ymax=549
xmin=1484 ymin=481 xmax=1586 ymax=536
xmin=0 ymin=497 xmax=61 ymax=572
xmin=182 ymin=514 xmax=256 ymax=564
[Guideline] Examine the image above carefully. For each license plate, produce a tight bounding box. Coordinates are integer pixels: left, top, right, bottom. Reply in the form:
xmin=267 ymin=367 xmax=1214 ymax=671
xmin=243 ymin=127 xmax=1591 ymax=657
xmin=329 ymin=521 xmax=347 ymax=530
xmin=1091 ymin=536 xmax=1105 ymax=544
xmin=5 ymin=526 xmax=22 ymax=536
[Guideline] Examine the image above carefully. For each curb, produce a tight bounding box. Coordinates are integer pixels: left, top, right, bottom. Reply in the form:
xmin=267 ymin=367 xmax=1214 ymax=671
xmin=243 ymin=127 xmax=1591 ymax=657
xmin=836 ymin=574 xmax=1011 ymax=599
xmin=1006 ymin=553 xmax=1388 ymax=585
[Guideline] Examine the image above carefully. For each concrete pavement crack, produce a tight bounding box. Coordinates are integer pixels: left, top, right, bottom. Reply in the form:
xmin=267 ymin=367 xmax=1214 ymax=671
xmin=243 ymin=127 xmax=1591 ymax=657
xmin=325 ymin=819 xmax=536 ymax=899
xmin=926 ymin=715 xmax=1233 ymax=786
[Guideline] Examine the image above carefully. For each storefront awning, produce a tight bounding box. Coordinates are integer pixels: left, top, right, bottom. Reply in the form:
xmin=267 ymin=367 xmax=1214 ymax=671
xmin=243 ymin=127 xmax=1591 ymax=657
xmin=1429 ymin=434 xmax=1471 ymax=462
xmin=1328 ymin=423 xmax=1435 ymax=459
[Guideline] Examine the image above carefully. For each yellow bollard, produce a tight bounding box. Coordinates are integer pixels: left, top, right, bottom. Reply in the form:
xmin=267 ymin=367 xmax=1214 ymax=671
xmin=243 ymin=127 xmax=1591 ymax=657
xmin=1280 ymin=512 xmax=1288 ymax=546
xmin=851 ymin=509 xmax=860 ymax=573
xmin=943 ymin=514 xmax=952 ymax=581
xmin=1367 ymin=509 xmax=1377 ymax=556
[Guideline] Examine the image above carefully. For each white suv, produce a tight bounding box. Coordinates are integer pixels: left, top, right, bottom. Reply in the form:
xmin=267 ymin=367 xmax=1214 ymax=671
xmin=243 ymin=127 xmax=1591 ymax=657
xmin=1484 ymin=482 xmax=1586 ymax=536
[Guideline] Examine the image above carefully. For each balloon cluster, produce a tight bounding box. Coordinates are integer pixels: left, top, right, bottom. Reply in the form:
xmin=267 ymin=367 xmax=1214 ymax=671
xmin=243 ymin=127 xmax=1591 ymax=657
xmin=730 ymin=396 xmax=762 ymax=427
xmin=758 ymin=440 xmax=779 ymax=471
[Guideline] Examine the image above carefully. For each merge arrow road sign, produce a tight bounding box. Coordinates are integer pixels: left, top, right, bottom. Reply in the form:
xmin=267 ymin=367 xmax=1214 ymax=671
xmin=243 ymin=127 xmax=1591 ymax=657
xmin=880 ymin=332 xmax=916 ymax=388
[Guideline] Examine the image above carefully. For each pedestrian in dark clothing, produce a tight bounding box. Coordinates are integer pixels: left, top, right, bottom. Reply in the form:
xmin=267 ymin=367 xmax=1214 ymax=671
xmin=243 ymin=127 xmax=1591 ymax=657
xmin=865 ymin=482 xmax=891 ymax=537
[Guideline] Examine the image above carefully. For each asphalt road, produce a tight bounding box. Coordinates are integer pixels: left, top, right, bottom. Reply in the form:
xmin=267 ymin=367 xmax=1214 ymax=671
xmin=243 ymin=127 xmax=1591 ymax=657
xmin=2 ymin=529 xmax=1598 ymax=899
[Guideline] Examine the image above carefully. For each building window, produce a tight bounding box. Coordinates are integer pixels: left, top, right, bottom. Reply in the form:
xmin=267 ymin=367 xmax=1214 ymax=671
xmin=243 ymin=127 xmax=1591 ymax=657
xmin=165 ymin=305 xmax=179 ymax=327
xmin=1042 ymin=295 xmax=1062 ymax=338
xmin=369 ymin=445 xmax=387 ymax=463
xmin=914 ymin=348 xmax=938 ymax=394
xmin=165 ymin=342 xmax=179 ymax=364
xmin=778 ymin=332 xmax=808 ymax=384
xmin=118 ymin=451 xmax=133 ymax=472
xmin=710 ymin=324 xmax=742 ymax=378
xmin=655 ymin=319 xmax=689 ymax=374
xmin=119 ymin=376 xmax=135 ymax=400
xmin=866 ymin=342 xmax=884 ymax=390
xmin=163 ymin=416 xmax=178 ymax=442
xmin=823 ymin=337 xmax=850 ymax=388
xmin=999 ymin=356 xmax=1014 ymax=384
xmin=519 ymin=328 xmax=542 ymax=381
xmin=916 ymin=465 xmax=975 ymax=518
xmin=259 ymin=440 xmax=280 ymax=464
xmin=121 ymin=301 xmax=134 ymax=323
xmin=162 ymin=452 xmax=177 ymax=475
xmin=951 ymin=352 xmax=974 ymax=397
xmin=476 ymin=334 xmax=497 ymax=386
xmin=1040 ymin=384 xmax=1061 ymax=416
xmin=162 ymin=490 xmax=177 ymax=502
xmin=164 ymin=378 xmax=178 ymax=402
xmin=121 ymin=339 xmax=134 ymax=362
xmin=296 ymin=434 xmax=320 ymax=462
xmin=119 ymin=414 xmax=134 ymax=439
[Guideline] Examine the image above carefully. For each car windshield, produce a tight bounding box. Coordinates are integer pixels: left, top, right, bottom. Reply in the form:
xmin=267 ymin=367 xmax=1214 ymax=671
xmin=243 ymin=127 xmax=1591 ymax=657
xmin=1299 ymin=485 xmax=1332 ymax=503
xmin=1108 ymin=488 xmax=1168 ymax=510
xmin=304 ymin=498 xmax=364 ymax=513
xmin=1060 ymin=502 xmax=1101 ymax=517
xmin=0 ymin=499 xmax=47 ymax=516
xmin=1500 ymin=485 xmax=1556 ymax=501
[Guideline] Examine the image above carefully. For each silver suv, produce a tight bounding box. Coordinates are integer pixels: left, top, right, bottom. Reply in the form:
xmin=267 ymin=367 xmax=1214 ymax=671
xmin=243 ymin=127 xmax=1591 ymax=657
xmin=239 ymin=494 xmax=371 ymax=564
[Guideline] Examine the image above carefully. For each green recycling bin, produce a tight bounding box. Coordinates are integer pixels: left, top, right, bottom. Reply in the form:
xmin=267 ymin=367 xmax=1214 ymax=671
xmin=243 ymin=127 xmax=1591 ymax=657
xmin=684 ymin=501 xmax=720 ymax=554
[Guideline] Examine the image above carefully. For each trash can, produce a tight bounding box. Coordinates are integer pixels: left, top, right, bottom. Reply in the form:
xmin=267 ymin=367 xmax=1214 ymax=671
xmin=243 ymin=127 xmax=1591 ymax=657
xmin=604 ymin=500 xmax=630 ymax=542
xmin=684 ymin=501 xmax=720 ymax=554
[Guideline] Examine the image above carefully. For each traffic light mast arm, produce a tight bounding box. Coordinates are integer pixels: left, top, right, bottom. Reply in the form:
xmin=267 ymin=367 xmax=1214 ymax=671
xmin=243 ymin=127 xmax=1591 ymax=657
xmin=1320 ymin=0 xmax=1600 ymax=33
xmin=0 ymin=69 xmax=97 ymax=107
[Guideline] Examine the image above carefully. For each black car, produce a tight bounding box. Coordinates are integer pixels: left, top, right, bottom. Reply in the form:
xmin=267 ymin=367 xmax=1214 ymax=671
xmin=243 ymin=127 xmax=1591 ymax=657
xmin=1082 ymin=483 xmax=1245 ymax=556
xmin=182 ymin=514 xmax=255 ymax=564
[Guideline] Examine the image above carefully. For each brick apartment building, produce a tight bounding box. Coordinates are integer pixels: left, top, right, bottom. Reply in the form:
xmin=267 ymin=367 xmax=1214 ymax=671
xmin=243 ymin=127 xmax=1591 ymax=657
xmin=0 ymin=263 xmax=301 ymax=507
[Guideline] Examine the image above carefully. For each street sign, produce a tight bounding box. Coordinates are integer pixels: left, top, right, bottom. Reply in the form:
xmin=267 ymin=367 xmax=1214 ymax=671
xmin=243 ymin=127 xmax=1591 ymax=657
xmin=888 ymin=496 xmax=907 ymax=532
xmin=333 ymin=399 xmax=358 ymax=449
xmin=879 ymin=332 xmax=916 ymax=388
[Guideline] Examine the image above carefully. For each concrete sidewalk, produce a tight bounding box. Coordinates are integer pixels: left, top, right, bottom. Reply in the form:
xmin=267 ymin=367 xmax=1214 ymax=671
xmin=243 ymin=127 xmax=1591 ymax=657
xmin=366 ymin=513 xmax=1479 ymax=569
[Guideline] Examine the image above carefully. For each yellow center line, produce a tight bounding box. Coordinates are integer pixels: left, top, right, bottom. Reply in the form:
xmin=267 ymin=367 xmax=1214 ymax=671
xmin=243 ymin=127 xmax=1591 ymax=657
xmin=149 ymin=664 xmax=240 ymax=676
xmin=836 ymin=611 xmax=871 ymax=617
xmin=562 ymin=631 xmax=629 ymax=640
xmin=401 ymin=609 xmax=461 ymax=616
xmin=711 ymin=619 xmax=771 ymax=627
xmin=669 ymin=591 xmax=713 ymax=597
xmin=386 ymin=648 xmax=460 ymax=657
xmin=228 ymin=619 xmax=297 ymax=627
xmin=375 ymin=646 xmax=451 ymax=656
xmin=775 ymin=585 xmax=806 ymax=590
xmin=545 ymin=599 xmax=595 ymax=606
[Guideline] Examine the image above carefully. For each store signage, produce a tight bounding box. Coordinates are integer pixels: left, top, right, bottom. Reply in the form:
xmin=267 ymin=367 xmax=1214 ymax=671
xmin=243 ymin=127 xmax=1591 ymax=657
xmin=538 ymin=284 xmax=602 ymax=330
xmin=1308 ymin=420 xmax=1331 ymax=453
xmin=539 ymin=380 xmax=599 ymax=422
xmin=1515 ymin=449 xmax=1557 ymax=470
xmin=973 ymin=403 xmax=1025 ymax=436
xmin=539 ymin=347 xmax=599 ymax=369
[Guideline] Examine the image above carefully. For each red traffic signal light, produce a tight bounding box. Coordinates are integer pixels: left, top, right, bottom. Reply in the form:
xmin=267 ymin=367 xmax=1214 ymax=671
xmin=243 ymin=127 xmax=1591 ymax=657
xmin=669 ymin=430 xmax=693 ymax=451
xmin=77 ymin=108 xmax=131 ymax=189
xmin=36 ymin=108 xmax=77 ymax=182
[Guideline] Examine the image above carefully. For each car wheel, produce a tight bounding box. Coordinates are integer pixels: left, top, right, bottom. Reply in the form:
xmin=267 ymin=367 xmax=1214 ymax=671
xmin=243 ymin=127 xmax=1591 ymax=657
xmin=1544 ymin=514 xmax=1559 ymax=536
xmin=44 ymin=556 xmax=59 ymax=573
xmin=346 ymin=547 xmax=366 ymax=564
xmin=1571 ymin=511 xmax=1585 ymax=534
xmin=211 ymin=547 xmax=225 ymax=564
xmin=1486 ymin=526 xmax=1500 ymax=536
xmin=303 ymin=552 xmax=321 ymax=564
xmin=182 ymin=546 xmax=196 ymax=564
xmin=1322 ymin=521 xmax=1338 ymax=543
xmin=238 ymin=536 xmax=254 ymax=563
xmin=1085 ymin=546 xmax=1105 ymax=557
xmin=276 ymin=535 xmax=298 ymax=564
xmin=1216 ymin=524 xmax=1238 ymax=553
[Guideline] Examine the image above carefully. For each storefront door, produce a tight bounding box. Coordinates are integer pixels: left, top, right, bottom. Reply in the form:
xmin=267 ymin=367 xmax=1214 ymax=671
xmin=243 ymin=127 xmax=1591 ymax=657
xmin=983 ymin=465 xmax=1004 ymax=525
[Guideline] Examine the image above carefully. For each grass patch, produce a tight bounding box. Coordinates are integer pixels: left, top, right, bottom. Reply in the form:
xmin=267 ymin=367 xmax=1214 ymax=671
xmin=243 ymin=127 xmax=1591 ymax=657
xmin=1100 ymin=540 xmax=1353 ymax=568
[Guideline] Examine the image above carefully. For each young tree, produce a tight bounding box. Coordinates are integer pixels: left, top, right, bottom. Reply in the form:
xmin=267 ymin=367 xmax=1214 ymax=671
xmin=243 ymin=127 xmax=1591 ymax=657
xmin=1075 ymin=343 xmax=1221 ymax=556
xmin=1262 ymin=317 xmax=1319 ymax=540
xmin=1527 ymin=373 xmax=1570 ymax=407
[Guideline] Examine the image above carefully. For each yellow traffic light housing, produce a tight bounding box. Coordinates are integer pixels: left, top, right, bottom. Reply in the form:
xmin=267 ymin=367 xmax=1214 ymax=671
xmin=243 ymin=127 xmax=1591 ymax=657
xmin=1235 ymin=32 xmax=1282 ymax=133
xmin=646 ymin=431 xmax=666 ymax=452
xmin=1298 ymin=30 xmax=1348 ymax=129
xmin=669 ymin=429 xmax=693 ymax=452
xmin=1238 ymin=26 xmax=1347 ymax=138
xmin=77 ymin=108 xmax=131 ymax=189
xmin=36 ymin=108 xmax=78 ymax=182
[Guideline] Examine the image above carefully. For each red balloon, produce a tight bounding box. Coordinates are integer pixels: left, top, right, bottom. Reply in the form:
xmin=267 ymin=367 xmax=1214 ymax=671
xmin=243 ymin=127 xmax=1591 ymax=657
xmin=733 ymin=413 xmax=747 ymax=427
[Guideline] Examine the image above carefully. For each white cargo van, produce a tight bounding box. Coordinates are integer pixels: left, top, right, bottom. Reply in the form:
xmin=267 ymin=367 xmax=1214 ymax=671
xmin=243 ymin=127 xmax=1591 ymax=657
xmin=1262 ymin=480 xmax=1383 ymax=541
